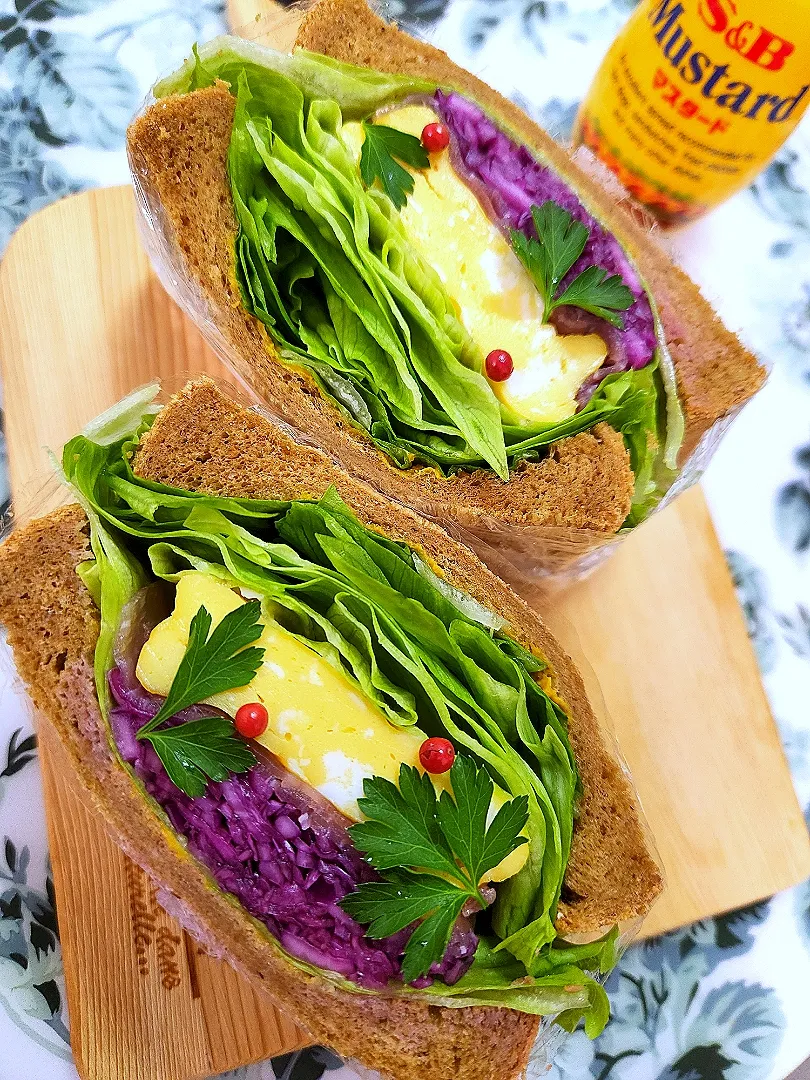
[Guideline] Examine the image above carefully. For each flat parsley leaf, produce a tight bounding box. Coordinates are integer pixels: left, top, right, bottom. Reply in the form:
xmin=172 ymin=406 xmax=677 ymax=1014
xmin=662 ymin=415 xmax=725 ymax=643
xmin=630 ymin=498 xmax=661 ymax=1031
xmin=526 ymin=200 xmax=589 ymax=299
xmin=136 ymin=601 xmax=265 ymax=795
xmin=437 ymin=755 xmax=530 ymax=885
xmin=341 ymin=870 xmax=468 ymax=985
xmin=554 ymin=264 xmax=636 ymax=328
xmin=341 ymin=758 xmax=528 ymax=982
xmin=400 ymin=891 xmax=469 ymax=985
xmin=342 ymin=870 xmax=462 ymax=937
xmin=146 ymin=717 xmax=257 ymax=798
xmin=511 ymin=200 xmax=634 ymax=328
xmin=138 ymin=601 xmax=265 ymax=734
xmin=350 ymin=766 xmax=460 ymax=878
xmin=359 ymin=122 xmax=429 ymax=210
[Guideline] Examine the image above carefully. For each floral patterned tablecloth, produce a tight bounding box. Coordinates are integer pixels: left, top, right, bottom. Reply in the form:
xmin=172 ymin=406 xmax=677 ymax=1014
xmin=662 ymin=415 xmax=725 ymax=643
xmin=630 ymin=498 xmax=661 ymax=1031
xmin=1 ymin=2 xmax=809 ymax=1079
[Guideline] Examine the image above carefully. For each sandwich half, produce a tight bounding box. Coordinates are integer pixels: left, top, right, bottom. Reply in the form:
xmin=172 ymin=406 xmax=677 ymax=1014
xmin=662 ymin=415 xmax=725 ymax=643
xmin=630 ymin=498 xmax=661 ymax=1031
xmin=0 ymin=379 xmax=661 ymax=1080
xmin=126 ymin=0 xmax=764 ymax=570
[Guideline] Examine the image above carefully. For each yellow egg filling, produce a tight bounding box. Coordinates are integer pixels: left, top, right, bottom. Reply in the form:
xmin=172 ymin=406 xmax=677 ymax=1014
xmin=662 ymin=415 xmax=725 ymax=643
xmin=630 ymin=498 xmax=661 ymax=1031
xmin=137 ymin=571 xmax=528 ymax=883
xmin=344 ymin=104 xmax=607 ymax=424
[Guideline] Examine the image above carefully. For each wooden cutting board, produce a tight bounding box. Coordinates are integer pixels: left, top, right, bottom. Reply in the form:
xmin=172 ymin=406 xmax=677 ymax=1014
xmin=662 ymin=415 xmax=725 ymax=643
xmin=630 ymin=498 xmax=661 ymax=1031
xmin=1 ymin=184 xmax=809 ymax=1080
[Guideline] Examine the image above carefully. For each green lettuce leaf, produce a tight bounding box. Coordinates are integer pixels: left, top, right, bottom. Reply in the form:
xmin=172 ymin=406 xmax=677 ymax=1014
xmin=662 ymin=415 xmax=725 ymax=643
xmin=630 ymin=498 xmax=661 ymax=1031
xmin=416 ymin=936 xmax=612 ymax=1028
xmin=59 ymin=386 xmax=160 ymax=712
xmin=172 ymin=46 xmax=514 ymax=477
xmin=155 ymin=39 xmax=436 ymax=116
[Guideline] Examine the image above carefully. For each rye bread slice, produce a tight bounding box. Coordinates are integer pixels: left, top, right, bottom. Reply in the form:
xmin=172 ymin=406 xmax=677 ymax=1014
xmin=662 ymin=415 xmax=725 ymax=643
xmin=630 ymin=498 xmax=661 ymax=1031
xmin=0 ymin=380 xmax=661 ymax=1079
xmin=126 ymin=0 xmax=763 ymax=538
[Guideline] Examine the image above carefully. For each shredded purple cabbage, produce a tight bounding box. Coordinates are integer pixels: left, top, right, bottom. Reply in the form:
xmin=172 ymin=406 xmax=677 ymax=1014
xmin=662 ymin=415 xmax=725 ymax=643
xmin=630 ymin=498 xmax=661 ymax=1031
xmin=434 ymin=90 xmax=657 ymax=395
xmin=108 ymin=663 xmax=477 ymax=989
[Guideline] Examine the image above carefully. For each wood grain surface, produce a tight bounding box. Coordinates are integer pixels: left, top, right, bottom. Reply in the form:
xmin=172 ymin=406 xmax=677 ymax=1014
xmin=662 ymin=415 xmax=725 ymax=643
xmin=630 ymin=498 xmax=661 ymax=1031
xmin=1 ymin=185 xmax=809 ymax=1077
xmin=535 ymin=492 xmax=810 ymax=933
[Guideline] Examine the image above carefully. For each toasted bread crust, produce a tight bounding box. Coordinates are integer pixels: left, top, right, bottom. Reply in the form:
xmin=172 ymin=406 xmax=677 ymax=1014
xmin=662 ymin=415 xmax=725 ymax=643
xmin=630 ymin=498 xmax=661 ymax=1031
xmin=0 ymin=382 xmax=661 ymax=1078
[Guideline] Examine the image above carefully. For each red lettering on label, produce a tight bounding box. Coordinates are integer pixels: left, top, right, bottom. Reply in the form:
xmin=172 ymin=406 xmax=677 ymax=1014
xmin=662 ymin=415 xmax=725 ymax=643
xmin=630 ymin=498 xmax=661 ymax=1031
xmin=744 ymin=30 xmax=795 ymax=71
xmin=697 ymin=1 xmax=795 ymax=72
xmin=725 ymin=20 xmax=755 ymax=54
xmin=697 ymin=0 xmax=734 ymax=34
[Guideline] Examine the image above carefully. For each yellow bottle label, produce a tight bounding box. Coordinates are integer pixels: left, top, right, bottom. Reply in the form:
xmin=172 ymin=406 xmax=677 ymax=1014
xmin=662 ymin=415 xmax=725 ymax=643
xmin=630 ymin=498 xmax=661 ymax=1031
xmin=573 ymin=0 xmax=810 ymax=224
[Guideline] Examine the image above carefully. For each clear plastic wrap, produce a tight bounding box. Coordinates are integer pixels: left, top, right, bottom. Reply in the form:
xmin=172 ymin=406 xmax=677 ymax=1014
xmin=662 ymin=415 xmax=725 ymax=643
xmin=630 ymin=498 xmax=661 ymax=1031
xmin=417 ymin=405 xmax=742 ymax=591
xmin=0 ymin=374 xmax=663 ymax=1079
xmin=127 ymin=2 xmax=764 ymax=586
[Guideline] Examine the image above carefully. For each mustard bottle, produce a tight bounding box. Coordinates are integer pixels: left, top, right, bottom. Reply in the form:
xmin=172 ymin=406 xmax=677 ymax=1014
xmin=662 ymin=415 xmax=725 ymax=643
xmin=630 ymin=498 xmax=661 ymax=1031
xmin=572 ymin=0 xmax=810 ymax=226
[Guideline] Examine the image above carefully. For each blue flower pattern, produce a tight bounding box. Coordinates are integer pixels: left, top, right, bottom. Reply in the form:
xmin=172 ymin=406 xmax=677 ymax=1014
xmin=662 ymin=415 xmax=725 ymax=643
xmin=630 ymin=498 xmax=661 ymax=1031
xmin=0 ymin=1 xmax=809 ymax=1078
xmin=0 ymin=0 xmax=226 ymax=254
